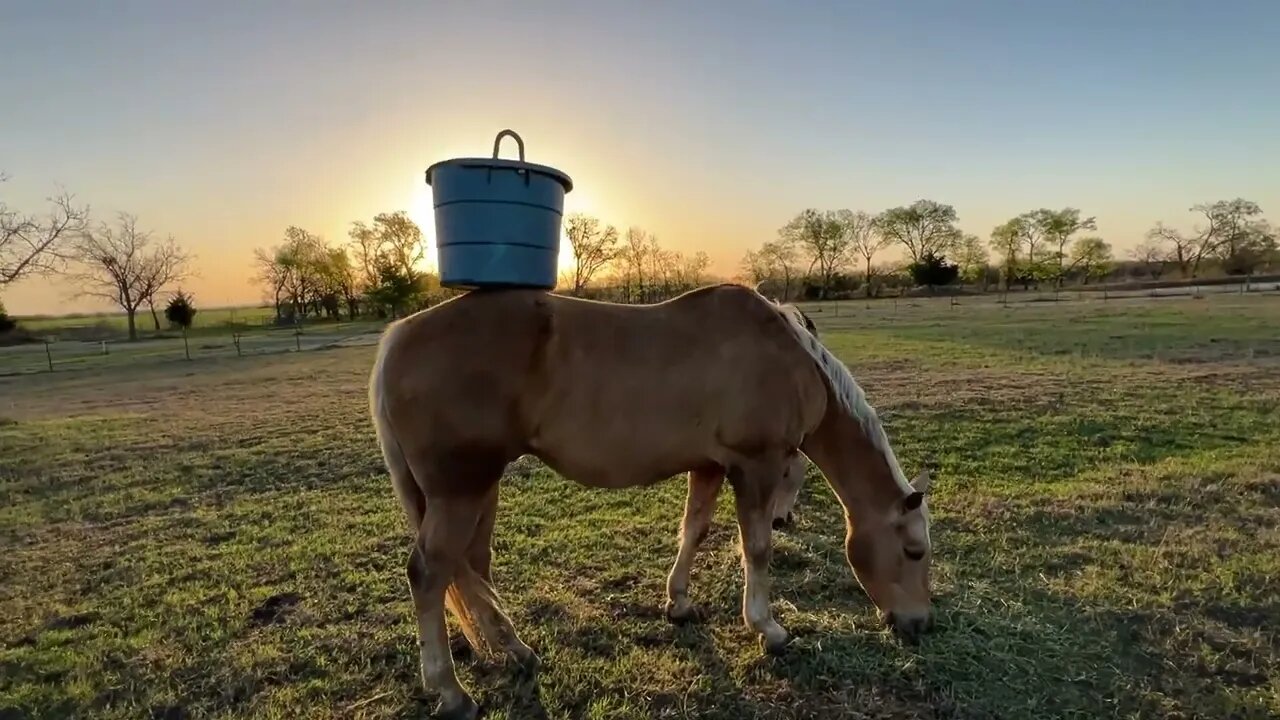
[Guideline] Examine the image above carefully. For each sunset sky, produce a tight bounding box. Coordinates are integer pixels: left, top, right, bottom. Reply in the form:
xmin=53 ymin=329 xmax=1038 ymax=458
xmin=3 ymin=1 xmax=1277 ymax=315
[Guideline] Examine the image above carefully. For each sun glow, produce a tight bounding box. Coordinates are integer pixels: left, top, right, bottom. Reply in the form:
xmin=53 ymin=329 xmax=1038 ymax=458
xmin=407 ymin=183 xmax=439 ymax=273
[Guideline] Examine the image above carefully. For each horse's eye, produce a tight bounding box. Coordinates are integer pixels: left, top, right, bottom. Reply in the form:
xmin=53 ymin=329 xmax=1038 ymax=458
xmin=904 ymin=548 xmax=925 ymax=561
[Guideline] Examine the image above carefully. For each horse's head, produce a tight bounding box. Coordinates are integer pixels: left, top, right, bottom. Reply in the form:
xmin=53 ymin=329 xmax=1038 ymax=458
xmin=844 ymin=468 xmax=933 ymax=639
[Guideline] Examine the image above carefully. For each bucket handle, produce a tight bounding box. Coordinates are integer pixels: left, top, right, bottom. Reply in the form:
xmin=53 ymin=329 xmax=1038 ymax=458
xmin=492 ymin=129 xmax=525 ymax=162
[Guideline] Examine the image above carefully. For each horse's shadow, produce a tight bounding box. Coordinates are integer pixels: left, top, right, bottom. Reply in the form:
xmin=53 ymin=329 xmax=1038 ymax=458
xmin=440 ymin=593 xmax=730 ymax=719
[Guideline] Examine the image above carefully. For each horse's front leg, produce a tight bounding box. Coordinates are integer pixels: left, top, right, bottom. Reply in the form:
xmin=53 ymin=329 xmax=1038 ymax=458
xmin=729 ymin=458 xmax=790 ymax=655
xmin=665 ymin=467 xmax=724 ymax=622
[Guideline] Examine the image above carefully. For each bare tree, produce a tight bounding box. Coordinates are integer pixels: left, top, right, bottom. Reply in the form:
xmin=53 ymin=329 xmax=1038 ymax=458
xmin=70 ymin=213 xmax=188 ymax=341
xmin=875 ymin=200 xmax=961 ymax=264
xmin=254 ymin=246 xmax=291 ymax=318
xmin=347 ymin=220 xmax=382 ymax=291
xmin=563 ymin=213 xmax=619 ymax=295
xmin=619 ymin=226 xmax=653 ymax=303
xmin=1145 ymin=222 xmax=1197 ymax=278
xmin=1207 ymin=200 xmax=1269 ymax=275
xmin=1130 ymin=238 xmax=1168 ymax=280
xmin=758 ymin=236 xmax=800 ymax=300
xmin=1 ymin=173 xmax=91 ymax=286
xmin=138 ymin=235 xmax=192 ymax=330
xmin=1147 ymin=199 xmax=1264 ymax=278
xmin=740 ymin=248 xmax=771 ymax=286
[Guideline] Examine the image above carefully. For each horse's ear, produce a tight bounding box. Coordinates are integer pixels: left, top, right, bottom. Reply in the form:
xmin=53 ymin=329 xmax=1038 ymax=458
xmin=911 ymin=469 xmax=931 ymax=494
xmin=902 ymin=491 xmax=924 ymax=513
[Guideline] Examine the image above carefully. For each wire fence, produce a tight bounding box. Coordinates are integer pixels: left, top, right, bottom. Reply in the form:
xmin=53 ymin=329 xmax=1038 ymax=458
xmin=793 ymin=277 xmax=1280 ymax=316
xmin=5 ymin=279 xmax=1277 ymax=378
xmin=0 ymin=320 xmax=387 ymax=377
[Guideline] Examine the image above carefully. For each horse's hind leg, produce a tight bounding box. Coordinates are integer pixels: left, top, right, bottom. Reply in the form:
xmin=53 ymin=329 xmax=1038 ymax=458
xmin=770 ymin=451 xmax=808 ymax=529
xmin=407 ymin=492 xmax=487 ymax=720
xmin=728 ymin=456 xmax=791 ymax=655
xmin=665 ymin=467 xmax=724 ymax=623
xmin=446 ymin=484 xmax=539 ymax=671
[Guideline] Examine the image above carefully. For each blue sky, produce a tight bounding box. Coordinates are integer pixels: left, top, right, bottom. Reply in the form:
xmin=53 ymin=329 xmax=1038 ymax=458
xmin=3 ymin=0 xmax=1277 ymax=313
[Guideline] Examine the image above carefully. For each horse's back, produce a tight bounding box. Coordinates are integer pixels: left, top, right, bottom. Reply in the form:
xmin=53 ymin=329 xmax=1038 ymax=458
xmin=530 ymin=285 xmax=825 ymax=476
xmin=373 ymin=285 xmax=826 ymax=486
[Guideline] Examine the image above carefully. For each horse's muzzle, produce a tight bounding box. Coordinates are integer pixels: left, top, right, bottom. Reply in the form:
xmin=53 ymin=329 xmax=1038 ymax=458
xmin=883 ymin=611 xmax=933 ymax=640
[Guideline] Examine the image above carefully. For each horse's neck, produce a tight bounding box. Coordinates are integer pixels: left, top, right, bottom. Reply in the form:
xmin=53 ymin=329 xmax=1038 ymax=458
xmin=802 ymin=404 xmax=906 ymax=515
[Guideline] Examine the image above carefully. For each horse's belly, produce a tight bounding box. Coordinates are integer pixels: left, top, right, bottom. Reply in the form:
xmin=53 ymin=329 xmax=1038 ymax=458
xmin=528 ymin=437 xmax=700 ymax=490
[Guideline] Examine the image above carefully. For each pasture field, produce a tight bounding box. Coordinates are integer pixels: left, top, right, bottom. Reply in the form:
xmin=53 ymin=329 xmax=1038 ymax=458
xmin=2 ymin=293 xmax=1279 ymax=719
xmin=14 ymin=305 xmax=279 ymax=335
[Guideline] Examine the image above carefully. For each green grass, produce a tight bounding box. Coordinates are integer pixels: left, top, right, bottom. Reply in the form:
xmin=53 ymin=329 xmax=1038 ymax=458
xmin=15 ymin=305 xmax=280 ymax=333
xmin=2 ymin=294 xmax=1278 ymax=719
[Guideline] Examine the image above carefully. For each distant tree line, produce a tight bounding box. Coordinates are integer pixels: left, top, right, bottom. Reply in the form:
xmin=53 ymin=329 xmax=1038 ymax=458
xmin=558 ymin=213 xmax=711 ymax=302
xmin=6 ymin=162 xmax=1275 ymax=341
xmin=252 ymin=210 xmax=453 ymax=323
xmin=739 ymin=198 xmax=1276 ymax=301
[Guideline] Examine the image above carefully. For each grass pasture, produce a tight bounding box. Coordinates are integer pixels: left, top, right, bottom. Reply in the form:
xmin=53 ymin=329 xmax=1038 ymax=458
xmin=14 ymin=305 xmax=280 ymax=335
xmin=2 ymin=293 xmax=1278 ymax=719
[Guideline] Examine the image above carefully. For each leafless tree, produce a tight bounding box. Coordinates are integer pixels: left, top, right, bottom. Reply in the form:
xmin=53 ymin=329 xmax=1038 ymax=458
xmin=70 ymin=213 xmax=189 ymax=341
xmin=347 ymin=220 xmax=382 ymax=290
xmin=1 ymin=173 xmax=91 ymax=286
xmin=1147 ymin=199 xmax=1264 ymax=278
xmin=1145 ymin=222 xmax=1197 ymax=278
xmin=138 ymin=235 xmax=192 ymax=330
xmin=1130 ymin=238 xmax=1169 ymax=280
xmin=618 ymin=226 xmax=653 ymax=303
xmin=254 ymin=246 xmax=292 ymax=318
xmin=564 ymin=213 xmax=619 ymax=295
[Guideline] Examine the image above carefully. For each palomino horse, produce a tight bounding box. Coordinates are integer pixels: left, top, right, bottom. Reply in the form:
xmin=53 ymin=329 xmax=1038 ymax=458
xmin=369 ymin=283 xmax=932 ymax=719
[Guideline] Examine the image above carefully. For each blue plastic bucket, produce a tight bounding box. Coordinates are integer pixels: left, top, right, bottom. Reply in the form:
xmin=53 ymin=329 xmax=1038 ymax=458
xmin=425 ymin=130 xmax=574 ymax=290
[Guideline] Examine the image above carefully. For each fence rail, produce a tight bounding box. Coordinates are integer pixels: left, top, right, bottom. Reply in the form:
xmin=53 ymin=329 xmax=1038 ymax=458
xmin=0 ymin=320 xmax=387 ymax=377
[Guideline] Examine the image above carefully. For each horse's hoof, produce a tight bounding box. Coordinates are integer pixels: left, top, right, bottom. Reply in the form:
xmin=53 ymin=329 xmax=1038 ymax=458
xmin=436 ymin=695 xmax=480 ymax=720
xmin=771 ymin=512 xmax=795 ymax=531
xmin=510 ymin=648 xmax=541 ymax=676
xmin=761 ymin=632 xmax=791 ymax=656
xmin=664 ymin=599 xmax=698 ymax=624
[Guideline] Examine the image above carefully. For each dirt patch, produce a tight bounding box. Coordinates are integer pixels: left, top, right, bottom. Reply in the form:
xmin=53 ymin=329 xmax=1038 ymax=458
xmin=148 ymin=705 xmax=189 ymax=720
xmin=248 ymin=592 xmax=301 ymax=627
xmin=44 ymin=611 xmax=101 ymax=631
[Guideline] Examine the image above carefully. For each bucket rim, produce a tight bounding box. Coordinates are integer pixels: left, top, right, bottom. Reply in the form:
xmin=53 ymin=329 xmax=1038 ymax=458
xmin=425 ymin=157 xmax=573 ymax=192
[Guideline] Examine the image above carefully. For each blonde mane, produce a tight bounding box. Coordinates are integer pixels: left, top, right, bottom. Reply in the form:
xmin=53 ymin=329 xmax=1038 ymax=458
xmin=773 ymin=303 xmax=912 ymax=494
